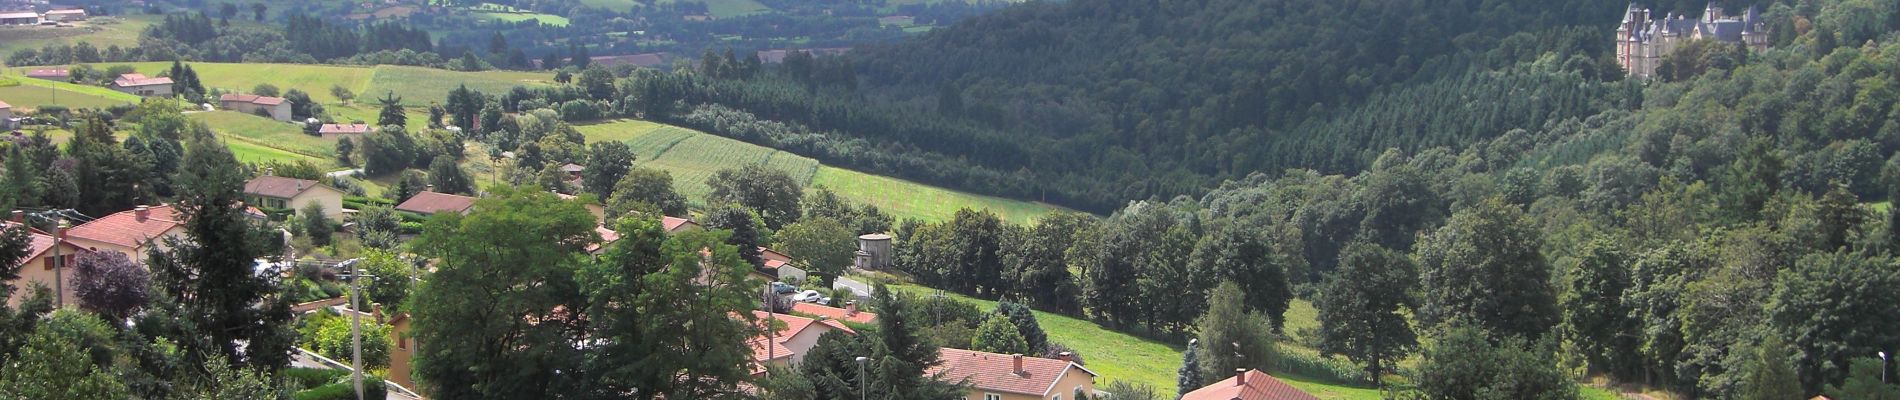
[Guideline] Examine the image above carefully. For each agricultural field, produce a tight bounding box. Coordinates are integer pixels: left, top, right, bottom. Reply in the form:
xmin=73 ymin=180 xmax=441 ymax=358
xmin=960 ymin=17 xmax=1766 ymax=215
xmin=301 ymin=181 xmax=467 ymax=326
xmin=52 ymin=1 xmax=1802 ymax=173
xmin=0 ymin=75 xmax=142 ymax=110
xmin=477 ymin=12 xmax=570 ymax=26
xmin=0 ymin=15 xmax=158 ymax=67
xmin=578 ymin=0 xmax=643 ymax=10
xmin=186 ymin=111 xmax=336 ymax=159
xmin=11 ymin=63 xmax=551 ymax=107
xmin=656 ymin=0 xmax=770 ymax=18
xmin=574 ymin=119 xmax=1068 ymax=223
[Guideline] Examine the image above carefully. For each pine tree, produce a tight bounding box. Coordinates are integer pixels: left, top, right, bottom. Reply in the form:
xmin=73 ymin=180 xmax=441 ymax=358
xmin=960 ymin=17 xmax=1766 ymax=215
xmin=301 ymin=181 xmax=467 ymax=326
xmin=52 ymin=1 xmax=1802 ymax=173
xmin=995 ymin=302 xmax=1048 ymax=354
xmin=1178 ymin=339 xmax=1203 ymax=396
xmin=1740 ymin=336 xmax=1804 ymax=400
xmin=377 ymin=92 xmax=406 ymax=127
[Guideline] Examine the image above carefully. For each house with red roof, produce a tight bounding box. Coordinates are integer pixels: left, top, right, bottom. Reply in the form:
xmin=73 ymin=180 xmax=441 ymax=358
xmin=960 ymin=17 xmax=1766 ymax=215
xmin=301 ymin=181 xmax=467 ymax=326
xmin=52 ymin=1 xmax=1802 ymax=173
xmin=110 ymin=74 xmax=174 ymax=97
xmin=317 ymin=123 xmax=373 ymax=140
xmin=243 ymin=174 xmax=346 ymax=221
xmin=790 ymin=301 xmax=877 ymax=325
xmin=931 ymin=348 xmax=1097 ymax=400
xmin=219 ymin=93 xmax=292 ymax=121
xmin=3 ymin=211 xmax=84 ymax=307
xmin=748 ymin=310 xmax=857 ymax=374
xmin=1179 ymin=369 xmax=1318 ymax=400
xmin=662 ymin=216 xmax=702 ymax=234
xmin=65 ymin=205 xmax=183 ymax=262
xmin=395 ymin=192 xmax=478 ymax=216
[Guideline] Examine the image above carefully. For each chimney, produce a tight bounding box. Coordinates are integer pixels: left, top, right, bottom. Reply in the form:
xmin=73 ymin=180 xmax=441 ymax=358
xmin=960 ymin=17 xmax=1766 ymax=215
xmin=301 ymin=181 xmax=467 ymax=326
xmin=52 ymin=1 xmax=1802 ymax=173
xmin=134 ymin=205 xmax=149 ymax=222
xmin=265 ymin=167 xmax=274 ymax=176
xmin=426 ymin=184 xmax=435 ymax=193
xmin=1235 ymin=368 xmax=1248 ymax=386
xmin=1057 ymin=352 xmax=1073 ymax=363
xmin=55 ymin=220 xmax=67 ymax=240
xmin=372 ymin=303 xmax=385 ymax=324
xmin=1012 ymin=354 xmax=1024 ymax=376
xmin=845 ymin=301 xmax=858 ymax=316
xmin=9 ymin=210 xmax=20 ymax=223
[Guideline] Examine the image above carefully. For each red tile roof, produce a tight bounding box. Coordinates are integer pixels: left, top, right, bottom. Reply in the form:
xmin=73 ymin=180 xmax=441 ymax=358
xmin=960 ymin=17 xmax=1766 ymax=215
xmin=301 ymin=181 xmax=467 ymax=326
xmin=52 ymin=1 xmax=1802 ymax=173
xmin=67 ymin=205 xmax=183 ymax=249
xmin=791 ymin=302 xmax=878 ymax=325
xmin=319 ymin=124 xmax=373 ymax=134
xmin=112 ymin=74 xmax=173 ymax=87
xmin=662 ymin=216 xmax=699 ymax=232
xmin=25 ymin=69 xmax=68 ymax=78
xmin=1180 ymin=369 xmax=1318 ymax=400
xmin=747 ymin=310 xmax=855 ymax=374
xmin=395 ymin=192 xmax=477 ymax=215
xmin=244 ymin=175 xmax=333 ymax=199
xmin=586 ymin=225 xmax=620 ymax=253
xmin=219 ymin=94 xmax=286 ymax=106
xmin=931 ymin=348 xmax=1095 ymax=397
xmin=2 ymin=221 xmax=70 ymax=262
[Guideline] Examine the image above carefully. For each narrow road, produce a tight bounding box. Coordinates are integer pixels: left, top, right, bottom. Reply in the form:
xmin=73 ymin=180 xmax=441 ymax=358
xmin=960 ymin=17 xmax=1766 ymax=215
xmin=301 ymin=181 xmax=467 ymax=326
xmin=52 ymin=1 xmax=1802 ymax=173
xmin=834 ymin=275 xmax=875 ymax=298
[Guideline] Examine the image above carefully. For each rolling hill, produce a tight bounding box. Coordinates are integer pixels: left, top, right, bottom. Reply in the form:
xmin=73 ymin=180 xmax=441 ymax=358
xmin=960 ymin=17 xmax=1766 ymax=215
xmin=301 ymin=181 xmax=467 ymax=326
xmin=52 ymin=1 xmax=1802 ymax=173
xmin=574 ymin=119 xmax=1068 ymax=223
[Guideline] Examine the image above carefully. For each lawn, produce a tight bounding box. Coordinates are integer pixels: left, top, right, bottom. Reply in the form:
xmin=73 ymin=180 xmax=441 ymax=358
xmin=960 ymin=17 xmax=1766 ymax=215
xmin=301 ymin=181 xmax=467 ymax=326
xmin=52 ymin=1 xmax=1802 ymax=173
xmin=227 ymin=139 xmax=329 ymax=166
xmin=578 ymin=0 xmax=642 ymax=9
xmin=0 ymin=76 xmax=140 ymax=110
xmin=658 ymin=0 xmax=770 ymax=18
xmin=21 ymin=63 xmax=552 ymax=107
xmin=186 ymin=111 xmax=337 ymax=158
xmin=478 ymin=12 xmax=570 ymax=26
xmin=0 ymin=15 xmax=157 ymax=67
xmin=883 ymin=283 xmax=1186 ymax=393
xmin=574 ymin=119 xmax=1069 ymax=223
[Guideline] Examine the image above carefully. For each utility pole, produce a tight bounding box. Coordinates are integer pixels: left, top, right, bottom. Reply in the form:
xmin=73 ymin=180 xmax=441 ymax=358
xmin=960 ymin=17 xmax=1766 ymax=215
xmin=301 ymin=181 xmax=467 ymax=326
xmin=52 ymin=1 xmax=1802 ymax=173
xmin=341 ymin=258 xmax=367 ymax=400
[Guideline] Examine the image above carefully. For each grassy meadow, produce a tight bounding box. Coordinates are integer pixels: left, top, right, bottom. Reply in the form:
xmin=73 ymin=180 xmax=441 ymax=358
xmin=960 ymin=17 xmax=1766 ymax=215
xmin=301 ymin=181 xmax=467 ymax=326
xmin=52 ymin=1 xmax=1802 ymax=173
xmin=0 ymin=15 xmax=157 ymax=67
xmin=574 ymin=119 xmax=1069 ymax=223
xmin=17 ymin=62 xmax=553 ymax=106
xmin=186 ymin=111 xmax=336 ymax=158
xmin=0 ymin=75 xmax=142 ymax=110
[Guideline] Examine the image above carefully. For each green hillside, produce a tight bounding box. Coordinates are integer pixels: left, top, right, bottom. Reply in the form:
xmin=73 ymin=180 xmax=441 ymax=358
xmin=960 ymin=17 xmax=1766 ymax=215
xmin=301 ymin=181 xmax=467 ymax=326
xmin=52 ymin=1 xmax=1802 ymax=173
xmin=10 ymin=62 xmax=551 ymax=106
xmin=0 ymin=15 xmax=158 ymax=67
xmin=574 ymin=119 xmax=1068 ymax=223
xmin=0 ymin=75 xmax=142 ymax=110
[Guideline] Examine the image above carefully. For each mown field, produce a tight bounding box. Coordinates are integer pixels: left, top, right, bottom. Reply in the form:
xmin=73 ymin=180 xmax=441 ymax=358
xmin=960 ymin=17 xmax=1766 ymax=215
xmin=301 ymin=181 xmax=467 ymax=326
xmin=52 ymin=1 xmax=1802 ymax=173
xmin=574 ymin=119 xmax=1069 ymax=223
xmin=11 ymin=62 xmax=552 ymax=107
xmin=186 ymin=111 xmax=336 ymax=159
xmin=0 ymin=15 xmax=157 ymax=67
xmin=657 ymin=0 xmax=770 ymax=18
xmin=0 ymin=75 xmax=142 ymax=110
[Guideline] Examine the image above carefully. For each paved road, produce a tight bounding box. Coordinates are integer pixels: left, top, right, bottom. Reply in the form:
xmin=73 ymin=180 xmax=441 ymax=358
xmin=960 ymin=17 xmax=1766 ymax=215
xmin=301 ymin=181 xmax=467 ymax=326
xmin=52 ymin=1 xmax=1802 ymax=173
xmin=834 ymin=275 xmax=875 ymax=298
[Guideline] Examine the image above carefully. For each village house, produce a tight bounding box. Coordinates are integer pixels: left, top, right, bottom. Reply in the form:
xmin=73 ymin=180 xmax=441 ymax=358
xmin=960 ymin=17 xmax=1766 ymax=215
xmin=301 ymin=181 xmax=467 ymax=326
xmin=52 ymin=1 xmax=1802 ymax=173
xmin=0 ymin=11 xmax=38 ymax=25
xmin=25 ymin=69 xmax=69 ymax=81
xmin=663 ymin=216 xmax=703 ymax=234
xmin=41 ymin=8 xmax=85 ymax=22
xmin=65 ymin=205 xmax=185 ymax=262
xmin=1179 ymin=369 xmax=1319 ymax=400
xmin=0 ymin=100 xmax=14 ymax=130
xmin=374 ymin=306 xmax=418 ymax=392
xmin=553 ymin=192 xmax=606 ymax=223
xmin=748 ymin=310 xmax=856 ymax=373
xmin=395 ymin=191 xmax=477 ymax=216
xmin=930 ymin=348 xmax=1098 ymax=400
xmin=759 ymin=246 xmax=807 ymax=282
xmin=1616 ymin=3 xmax=1768 ymax=78
xmin=220 ymin=94 xmax=292 ymax=121
xmin=317 ymin=123 xmax=373 ymax=140
xmin=3 ymin=212 xmax=83 ymax=307
xmin=243 ymin=174 xmax=346 ymax=221
xmin=790 ymin=301 xmax=877 ymax=325
xmin=110 ymin=73 xmax=174 ymax=97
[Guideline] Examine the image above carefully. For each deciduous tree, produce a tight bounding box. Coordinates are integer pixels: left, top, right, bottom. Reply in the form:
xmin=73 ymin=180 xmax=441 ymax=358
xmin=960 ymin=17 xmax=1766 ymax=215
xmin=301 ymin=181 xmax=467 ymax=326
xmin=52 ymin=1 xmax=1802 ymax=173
xmin=1315 ymin=242 xmax=1417 ymax=384
xmin=707 ymin=165 xmax=803 ymax=229
xmin=1415 ymin=197 xmax=1558 ymax=340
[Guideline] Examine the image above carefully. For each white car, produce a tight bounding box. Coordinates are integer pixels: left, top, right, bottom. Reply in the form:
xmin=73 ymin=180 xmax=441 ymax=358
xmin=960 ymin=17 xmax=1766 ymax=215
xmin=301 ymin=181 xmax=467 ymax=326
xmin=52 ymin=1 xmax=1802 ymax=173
xmin=793 ymin=290 xmax=823 ymax=303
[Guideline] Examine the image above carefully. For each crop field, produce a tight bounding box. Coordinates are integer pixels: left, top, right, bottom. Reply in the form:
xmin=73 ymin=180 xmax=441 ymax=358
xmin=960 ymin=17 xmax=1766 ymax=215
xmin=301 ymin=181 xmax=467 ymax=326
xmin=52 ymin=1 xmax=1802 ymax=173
xmin=16 ymin=63 xmax=551 ymax=107
xmin=0 ymin=15 xmax=157 ymax=67
xmin=187 ymin=111 xmax=336 ymax=158
xmin=0 ymin=76 xmax=141 ymax=110
xmin=656 ymin=0 xmax=769 ymax=18
xmin=575 ymin=119 xmax=1068 ymax=223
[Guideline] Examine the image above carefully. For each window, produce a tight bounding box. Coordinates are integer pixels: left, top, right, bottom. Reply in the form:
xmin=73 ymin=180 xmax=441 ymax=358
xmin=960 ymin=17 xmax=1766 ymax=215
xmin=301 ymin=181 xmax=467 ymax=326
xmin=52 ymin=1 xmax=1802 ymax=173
xmin=983 ymin=394 xmax=1001 ymax=400
xmin=1054 ymin=395 xmax=1061 ymax=400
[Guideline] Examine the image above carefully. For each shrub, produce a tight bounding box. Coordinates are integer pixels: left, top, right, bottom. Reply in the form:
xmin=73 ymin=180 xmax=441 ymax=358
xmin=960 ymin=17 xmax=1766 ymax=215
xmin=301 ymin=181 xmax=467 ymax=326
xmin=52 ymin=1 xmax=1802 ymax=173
xmin=283 ymin=367 xmax=348 ymax=390
xmin=291 ymin=376 xmax=385 ymax=400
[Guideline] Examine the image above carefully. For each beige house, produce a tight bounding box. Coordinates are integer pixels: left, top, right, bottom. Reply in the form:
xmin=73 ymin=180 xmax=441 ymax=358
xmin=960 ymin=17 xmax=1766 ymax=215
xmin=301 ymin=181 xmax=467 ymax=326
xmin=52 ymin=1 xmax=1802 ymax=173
xmin=932 ymin=348 xmax=1097 ymax=400
xmin=3 ymin=215 xmax=83 ymax=307
xmin=220 ymin=94 xmax=292 ymax=121
xmin=66 ymin=205 xmax=186 ymax=262
xmin=748 ymin=310 xmax=856 ymax=374
xmin=553 ymin=192 xmax=606 ymax=223
xmin=395 ymin=191 xmax=477 ymax=216
xmin=0 ymin=100 xmax=14 ymax=130
xmin=110 ymin=74 xmax=173 ymax=97
xmin=381 ymin=310 xmax=416 ymax=391
xmin=243 ymin=175 xmax=346 ymax=221
xmin=41 ymin=9 xmax=87 ymax=22
xmin=662 ymin=216 xmax=703 ymax=234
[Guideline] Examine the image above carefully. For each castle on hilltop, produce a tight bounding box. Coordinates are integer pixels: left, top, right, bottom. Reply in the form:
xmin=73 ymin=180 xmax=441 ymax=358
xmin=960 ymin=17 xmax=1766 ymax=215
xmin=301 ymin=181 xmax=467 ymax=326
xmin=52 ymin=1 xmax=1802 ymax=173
xmin=1616 ymin=3 xmax=1769 ymax=79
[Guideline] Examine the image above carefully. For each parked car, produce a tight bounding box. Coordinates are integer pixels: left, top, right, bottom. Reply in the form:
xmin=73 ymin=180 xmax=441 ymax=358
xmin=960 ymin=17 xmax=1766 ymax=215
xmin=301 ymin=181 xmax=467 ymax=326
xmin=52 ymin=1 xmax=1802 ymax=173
xmin=793 ymin=290 xmax=823 ymax=303
xmin=770 ymin=281 xmax=798 ymax=295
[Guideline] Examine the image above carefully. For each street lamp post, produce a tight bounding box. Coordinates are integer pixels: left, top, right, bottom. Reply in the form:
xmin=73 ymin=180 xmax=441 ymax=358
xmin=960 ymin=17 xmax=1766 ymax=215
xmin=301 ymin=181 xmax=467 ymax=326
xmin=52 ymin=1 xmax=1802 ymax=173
xmin=855 ymin=356 xmax=870 ymax=400
xmin=1881 ymin=351 xmax=1889 ymax=384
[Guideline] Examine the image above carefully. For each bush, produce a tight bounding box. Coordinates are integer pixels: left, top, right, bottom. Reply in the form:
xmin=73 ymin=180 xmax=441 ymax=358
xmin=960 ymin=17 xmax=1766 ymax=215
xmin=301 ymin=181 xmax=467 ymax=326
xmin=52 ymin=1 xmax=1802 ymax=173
xmin=283 ymin=367 xmax=348 ymax=390
xmin=291 ymin=376 xmax=385 ymax=400
xmin=1270 ymin=351 xmax=1368 ymax=385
